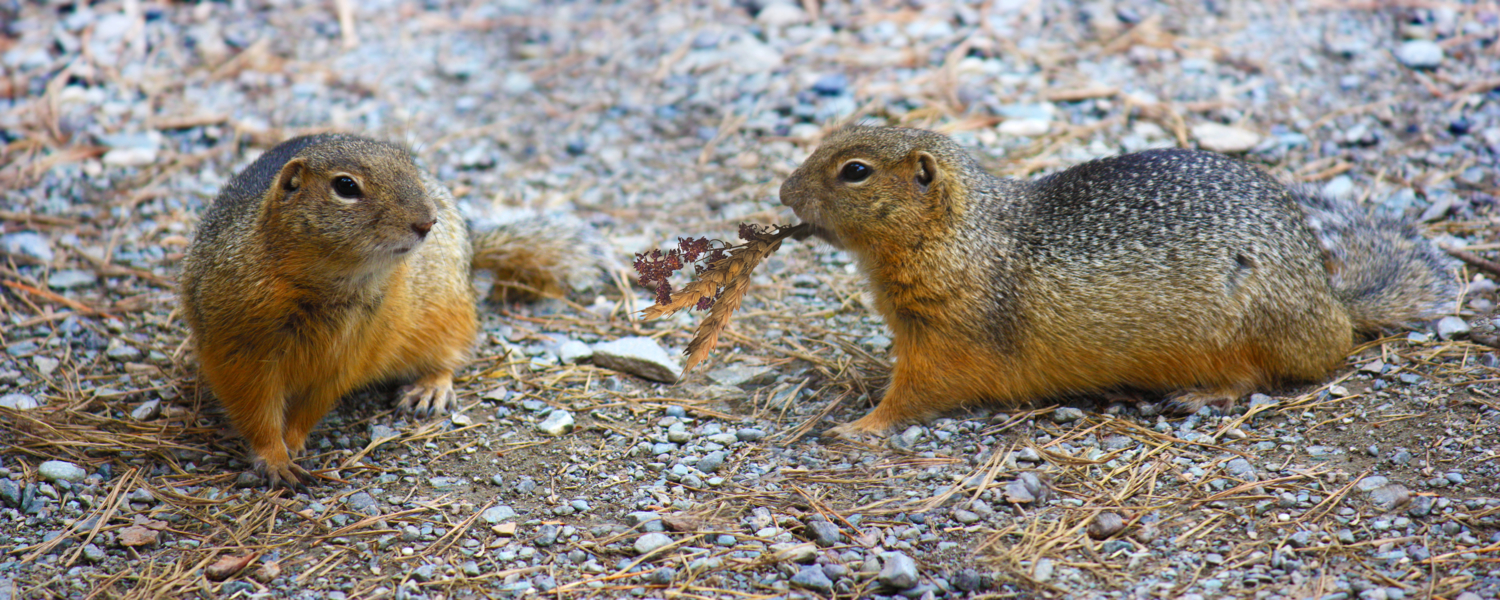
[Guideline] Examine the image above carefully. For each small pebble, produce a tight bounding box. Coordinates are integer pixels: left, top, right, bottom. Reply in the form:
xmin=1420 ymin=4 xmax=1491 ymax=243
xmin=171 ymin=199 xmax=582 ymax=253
xmin=877 ymin=552 xmax=919 ymax=589
xmin=39 ymin=461 xmax=87 ymax=483
xmin=791 ymin=565 xmax=834 ymax=592
xmin=1435 ymin=316 xmax=1470 ymax=339
xmin=1088 ymin=512 xmax=1126 ymax=539
xmin=1395 ymin=40 xmax=1444 ymax=69
xmin=535 ymin=410 xmax=575 ymax=436
xmin=806 ymin=520 xmax=842 ymax=547
xmin=0 ymin=394 xmax=39 ymax=411
xmin=1052 ymin=407 xmax=1085 ymax=423
xmin=1192 ymin=122 xmax=1261 ymax=153
xmin=634 ymin=532 xmax=672 ymax=556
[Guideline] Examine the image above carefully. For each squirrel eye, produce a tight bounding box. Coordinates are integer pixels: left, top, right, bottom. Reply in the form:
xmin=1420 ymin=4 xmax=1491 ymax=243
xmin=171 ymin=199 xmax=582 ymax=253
xmin=332 ymin=176 xmax=362 ymax=199
xmin=838 ymin=161 xmax=873 ymax=183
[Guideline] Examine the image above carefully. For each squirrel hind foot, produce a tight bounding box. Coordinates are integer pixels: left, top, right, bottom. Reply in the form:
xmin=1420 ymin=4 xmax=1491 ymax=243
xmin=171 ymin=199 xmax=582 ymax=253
xmin=396 ymin=372 xmax=457 ymax=417
xmin=1161 ymin=384 xmax=1252 ymax=415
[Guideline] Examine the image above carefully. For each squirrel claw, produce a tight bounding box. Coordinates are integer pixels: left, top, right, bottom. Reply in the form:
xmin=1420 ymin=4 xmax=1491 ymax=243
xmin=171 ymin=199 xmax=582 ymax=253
xmin=258 ymin=460 xmax=313 ymax=492
xmin=396 ymin=376 xmax=456 ymax=417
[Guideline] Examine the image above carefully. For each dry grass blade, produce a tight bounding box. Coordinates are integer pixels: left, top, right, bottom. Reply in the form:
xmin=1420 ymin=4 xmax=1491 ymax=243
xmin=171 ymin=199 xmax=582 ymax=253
xmin=642 ymin=224 xmax=810 ymax=373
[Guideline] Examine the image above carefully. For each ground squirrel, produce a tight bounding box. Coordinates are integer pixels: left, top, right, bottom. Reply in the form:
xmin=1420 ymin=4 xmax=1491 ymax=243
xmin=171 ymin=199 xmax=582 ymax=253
xmin=780 ymin=125 xmax=1461 ymax=436
xmin=180 ymin=133 xmax=596 ymax=487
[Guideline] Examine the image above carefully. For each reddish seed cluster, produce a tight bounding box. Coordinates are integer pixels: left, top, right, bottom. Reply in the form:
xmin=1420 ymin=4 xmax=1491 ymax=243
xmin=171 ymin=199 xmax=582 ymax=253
xmin=738 ymin=223 xmax=768 ymax=242
xmin=634 ymin=236 xmax=728 ymax=309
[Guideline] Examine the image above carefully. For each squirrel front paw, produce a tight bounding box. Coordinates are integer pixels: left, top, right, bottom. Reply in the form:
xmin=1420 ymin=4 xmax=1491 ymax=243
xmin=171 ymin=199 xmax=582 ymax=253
xmin=255 ymin=457 xmax=313 ymax=492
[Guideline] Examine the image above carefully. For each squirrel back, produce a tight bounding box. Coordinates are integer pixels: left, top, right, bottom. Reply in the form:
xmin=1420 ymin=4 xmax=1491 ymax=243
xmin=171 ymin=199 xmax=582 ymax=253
xmin=780 ymin=125 xmax=1460 ymax=435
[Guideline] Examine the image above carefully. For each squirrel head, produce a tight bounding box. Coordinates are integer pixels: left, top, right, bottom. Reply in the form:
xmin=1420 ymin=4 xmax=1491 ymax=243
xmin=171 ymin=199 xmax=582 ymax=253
xmin=779 ymin=125 xmax=973 ymax=251
xmin=261 ymin=134 xmax=438 ymax=274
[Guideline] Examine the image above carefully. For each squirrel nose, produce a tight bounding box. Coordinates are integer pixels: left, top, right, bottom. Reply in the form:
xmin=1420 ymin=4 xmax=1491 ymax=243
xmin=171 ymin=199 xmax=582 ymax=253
xmin=412 ymin=220 xmax=436 ymax=238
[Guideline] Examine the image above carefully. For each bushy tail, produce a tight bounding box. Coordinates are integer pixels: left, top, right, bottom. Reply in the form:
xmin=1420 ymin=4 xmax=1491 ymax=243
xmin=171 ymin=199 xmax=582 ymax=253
xmin=1294 ymin=189 xmax=1461 ymax=332
xmin=469 ymin=211 xmax=614 ymax=302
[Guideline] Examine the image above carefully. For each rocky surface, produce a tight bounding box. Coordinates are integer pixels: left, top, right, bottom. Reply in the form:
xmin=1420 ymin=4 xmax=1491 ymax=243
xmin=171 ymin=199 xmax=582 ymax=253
xmin=1 ymin=1 xmax=1498 ymax=599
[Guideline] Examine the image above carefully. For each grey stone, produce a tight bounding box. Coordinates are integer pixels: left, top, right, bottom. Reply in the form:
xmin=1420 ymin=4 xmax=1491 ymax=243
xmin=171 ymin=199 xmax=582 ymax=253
xmin=707 ymin=364 xmax=775 ymax=388
xmin=557 ymin=340 xmax=592 ymax=364
xmin=757 ymin=2 xmax=807 ymax=26
xmin=810 ymin=72 xmax=848 ymax=95
xmin=105 ymin=339 xmax=142 ymax=361
xmin=1033 ymin=557 xmax=1055 ymax=582
xmin=129 ymin=399 xmax=161 ymax=421
xmin=501 ymin=71 xmax=534 ymax=94
xmin=534 ymin=523 xmax=559 ymax=547
xmin=736 ymin=428 xmax=765 ymax=442
xmin=590 ymin=337 xmax=682 ymax=383
xmin=806 ymin=520 xmax=842 ymax=546
xmin=33 ymin=356 xmax=59 ymax=377
xmin=1356 ymin=476 xmax=1390 ymax=492
xmin=370 ymin=424 xmax=399 ymax=442
xmin=1225 ymin=458 xmax=1257 ymax=480
xmin=1436 ymin=316 xmax=1470 ymax=339
xmin=651 ymin=442 xmax=678 ymax=455
xmin=952 ymin=568 xmax=987 ymax=591
xmin=0 ymin=394 xmax=39 ymax=411
xmin=1 ymin=232 xmax=54 ymax=262
xmin=770 ymin=542 xmax=817 ymax=564
xmin=626 ymin=511 xmax=661 ymax=527
xmin=535 ymin=410 xmax=575 ymax=436
xmin=1395 ymin=40 xmax=1444 ymax=69
xmin=346 ymin=492 xmax=378 ymax=512
xmin=1004 ymin=478 xmax=1035 ymax=503
xmin=952 ymin=509 xmax=981 ymax=524
xmin=100 ymin=131 xmax=162 ymax=167
xmin=39 ymin=460 xmax=87 ymax=482
xmin=878 ymin=551 xmax=919 ymax=589
xmin=1192 ymin=123 xmax=1261 ymax=153
xmin=996 ymin=103 xmax=1055 ymax=121
xmin=697 ymin=451 xmax=726 ymax=474
xmin=1052 ymin=407 xmax=1085 ymax=423
xmin=634 ymin=532 xmax=673 ymax=555
xmin=1370 ymin=485 xmax=1411 ymax=512
xmin=81 ymin=543 xmax=106 ymax=563
xmin=47 ymin=269 xmax=97 ymax=290
xmin=481 ymin=505 xmax=517 ymax=524
xmin=0 ymin=479 xmax=20 ymax=508
xmin=649 ymin=567 xmax=676 ymax=585
xmin=791 ymin=565 xmax=833 ymax=592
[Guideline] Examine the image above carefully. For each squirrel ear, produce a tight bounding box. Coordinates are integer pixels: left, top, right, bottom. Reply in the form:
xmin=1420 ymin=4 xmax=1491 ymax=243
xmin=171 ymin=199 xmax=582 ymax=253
xmin=913 ymin=151 xmax=939 ymax=194
xmin=274 ymin=159 xmax=306 ymax=197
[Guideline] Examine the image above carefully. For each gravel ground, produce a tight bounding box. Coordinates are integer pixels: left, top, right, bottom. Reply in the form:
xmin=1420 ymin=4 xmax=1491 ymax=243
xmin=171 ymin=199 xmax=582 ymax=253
xmin=3 ymin=1 xmax=1500 ymax=599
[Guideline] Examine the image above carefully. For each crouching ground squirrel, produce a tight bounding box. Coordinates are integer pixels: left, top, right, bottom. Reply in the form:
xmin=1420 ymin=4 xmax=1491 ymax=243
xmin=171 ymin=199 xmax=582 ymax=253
xmin=181 ymin=133 xmax=597 ymax=487
xmin=779 ymin=125 xmax=1461 ymax=436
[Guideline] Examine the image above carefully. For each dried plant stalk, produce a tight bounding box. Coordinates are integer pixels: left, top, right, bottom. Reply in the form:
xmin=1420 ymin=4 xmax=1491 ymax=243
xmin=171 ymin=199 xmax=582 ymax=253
xmin=638 ymin=223 xmax=810 ymax=373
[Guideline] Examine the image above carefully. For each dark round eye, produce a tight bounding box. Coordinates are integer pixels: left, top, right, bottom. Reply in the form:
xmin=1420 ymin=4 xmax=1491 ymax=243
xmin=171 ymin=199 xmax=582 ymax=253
xmin=332 ymin=176 xmax=361 ymax=198
xmin=838 ymin=161 xmax=872 ymax=183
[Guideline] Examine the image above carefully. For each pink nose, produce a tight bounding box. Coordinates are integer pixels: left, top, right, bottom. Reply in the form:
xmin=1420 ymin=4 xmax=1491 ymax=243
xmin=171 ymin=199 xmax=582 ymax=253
xmin=412 ymin=220 xmax=435 ymax=237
